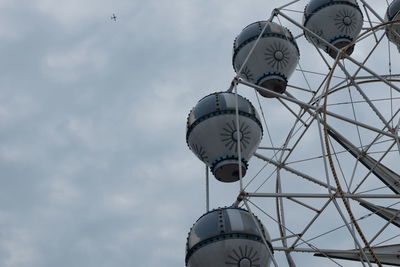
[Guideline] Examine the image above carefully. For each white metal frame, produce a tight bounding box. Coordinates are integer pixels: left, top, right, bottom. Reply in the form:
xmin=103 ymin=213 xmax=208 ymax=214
xmin=200 ymin=1 xmax=400 ymax=266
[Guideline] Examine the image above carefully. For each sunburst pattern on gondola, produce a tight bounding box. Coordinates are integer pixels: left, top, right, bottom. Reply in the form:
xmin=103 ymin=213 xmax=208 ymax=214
xmin=192 ymin=143 xmax=209 ymax=163
xmin=236 ymin=64 xmax=255 ymax=82
xmin=264 ymin=42 xmax=290 ymax=70
xmin=310 ymin=28 xmax=324 ymax=45
xmin=220 ymin=120 xmax=251 ymax=152
xmin=225 ymin=245 xmax=261 ymax=267
xmin=334 ymin=9 xmax=358 ymax=35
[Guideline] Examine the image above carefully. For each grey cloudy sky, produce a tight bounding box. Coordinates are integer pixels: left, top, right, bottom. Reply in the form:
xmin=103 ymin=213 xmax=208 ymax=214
xmin=0 ymin=1 xmax=272 ymax=266
xmin=1 ymin=0 xmax=399 ymax=266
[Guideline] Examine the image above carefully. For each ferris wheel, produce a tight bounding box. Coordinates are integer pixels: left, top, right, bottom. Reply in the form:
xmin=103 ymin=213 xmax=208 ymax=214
xmin=185 ymin=0 xmax=400 ymax=266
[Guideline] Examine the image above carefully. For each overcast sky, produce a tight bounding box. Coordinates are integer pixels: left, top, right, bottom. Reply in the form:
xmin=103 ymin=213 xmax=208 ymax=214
xmin=1 ymin=0 xmax=399 ymax=267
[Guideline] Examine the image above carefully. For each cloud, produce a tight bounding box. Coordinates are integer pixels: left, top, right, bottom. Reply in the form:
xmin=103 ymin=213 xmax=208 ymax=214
xmin=0 ymin=229 xmax=39 ymax=267
xmin=43 ymin=38 xmax=108 ymax=83
xmin=34 ymin=0 xmax=123 ymax=29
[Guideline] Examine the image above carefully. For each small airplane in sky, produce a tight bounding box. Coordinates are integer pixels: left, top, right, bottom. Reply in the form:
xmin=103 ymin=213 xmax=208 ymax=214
xmin=111 ymin=13 xmax=117 ymax=21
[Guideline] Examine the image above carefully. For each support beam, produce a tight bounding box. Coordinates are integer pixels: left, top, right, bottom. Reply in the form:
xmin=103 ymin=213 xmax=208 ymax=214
xmin=246 ymin=192 xmax=400 ymax=199
xmin=328 ymin=127 xmax=400 ymax=194
xmin=314 ymin=244 xmax=400 ymax=266
xmin=359 ymin=200 xmax=400 ymax=228
xmin=275 ymin=245 xmax=400 ymax=266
